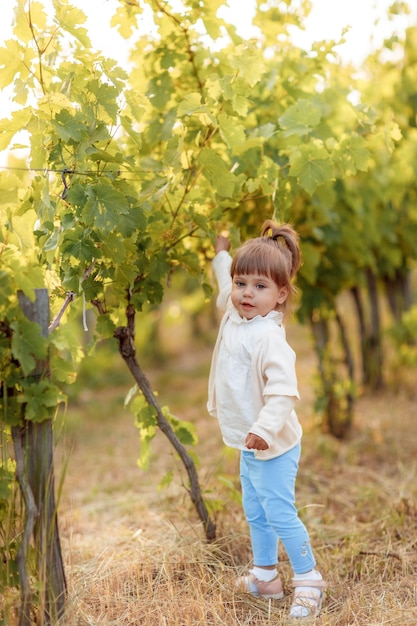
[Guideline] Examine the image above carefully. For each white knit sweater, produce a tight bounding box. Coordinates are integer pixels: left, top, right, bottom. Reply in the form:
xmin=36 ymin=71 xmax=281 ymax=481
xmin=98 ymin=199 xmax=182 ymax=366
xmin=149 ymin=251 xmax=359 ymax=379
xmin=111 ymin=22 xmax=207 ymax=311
xmin=207 ymin=250 xmax=302 ymax=460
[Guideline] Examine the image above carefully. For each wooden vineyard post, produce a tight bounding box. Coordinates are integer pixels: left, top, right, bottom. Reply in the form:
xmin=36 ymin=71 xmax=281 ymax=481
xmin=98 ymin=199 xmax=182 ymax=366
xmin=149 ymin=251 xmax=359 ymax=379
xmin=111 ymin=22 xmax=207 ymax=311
xmin=12 ymin=289 xmax=66 ymax=625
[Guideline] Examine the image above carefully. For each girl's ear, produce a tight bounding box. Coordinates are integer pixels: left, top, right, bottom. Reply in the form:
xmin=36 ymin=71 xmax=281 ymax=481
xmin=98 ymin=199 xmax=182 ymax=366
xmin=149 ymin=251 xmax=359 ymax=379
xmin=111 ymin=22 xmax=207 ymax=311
xmin=277 ymin=286 xmax=289 ymax=305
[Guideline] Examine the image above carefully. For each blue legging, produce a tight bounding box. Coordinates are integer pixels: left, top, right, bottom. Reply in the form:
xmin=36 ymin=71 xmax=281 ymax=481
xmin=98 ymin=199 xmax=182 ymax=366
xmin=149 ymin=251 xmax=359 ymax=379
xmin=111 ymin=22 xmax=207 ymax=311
xmin=240 ymin=445 xmax=316 ymax=574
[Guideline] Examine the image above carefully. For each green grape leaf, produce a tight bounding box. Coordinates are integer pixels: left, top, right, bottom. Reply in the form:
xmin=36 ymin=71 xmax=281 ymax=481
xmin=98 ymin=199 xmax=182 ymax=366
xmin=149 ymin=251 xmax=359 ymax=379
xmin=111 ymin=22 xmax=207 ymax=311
xmin=0 ymin=40 xmax=36 ymax=88
xmin=0 ymin=109 xmax=32 ymax=150
xmin=162 ymin=406 xmax=198 ymax=446
xmin=229 ymin=45 xmax=265 ymax=87
xmin=289 ymin=143 xmax=334 ymax=194
xmin=199 ymin=148 xmax=236 ymax=198
xmin=11 ymin=318 xmax=47 ymax=376
xmin=218 ymin=112 xmax=246 ymax=150
xmin=178 ymin=93 xmax=208 ymax=116
xmin=83 ymin=182 xmax=129 ymax=230
xmin=88 ymin=80 xmax=120 ymax=122
xmin=54 ymin=4 xmax=91 ymax=48
xmin=14 ymin=266 xmax=46 ymax=296
xmin=0 ymin=463 xmax=15 ymax=500
xmin=110 ymin=3 xmax=143 ymax=39
xmin=48 ymin=353 xmax=76 ymax=384
xmin=51 ymin=109 xmax=87 ymax=142
xmin=333 ymin=134 xmax=370 ymax=175
xmin=100 ymin=232 xmax=126 ymax=263
xmin=147 ymin=72 xmax=173 ymax=110
xmin=95 ymin=314 xmax=116 ymax=338
xmin=279 ymin=99 xmax=322 ymax=137
xmin=18 ymin=380 xmax=64 ymax=422
xmin=158 ymin=470 xmax=174 ymax=491
xmin=231 ymin=94 xmax=249 ymax=117
xmin=60 ymin=233 xmax=97 ymax=263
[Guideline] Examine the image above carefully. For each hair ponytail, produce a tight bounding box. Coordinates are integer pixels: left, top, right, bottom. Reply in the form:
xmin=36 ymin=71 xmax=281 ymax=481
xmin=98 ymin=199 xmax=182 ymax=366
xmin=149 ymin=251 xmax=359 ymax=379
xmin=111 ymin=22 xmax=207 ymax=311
xmin=260 ymin=220 xmax=301 ymax=280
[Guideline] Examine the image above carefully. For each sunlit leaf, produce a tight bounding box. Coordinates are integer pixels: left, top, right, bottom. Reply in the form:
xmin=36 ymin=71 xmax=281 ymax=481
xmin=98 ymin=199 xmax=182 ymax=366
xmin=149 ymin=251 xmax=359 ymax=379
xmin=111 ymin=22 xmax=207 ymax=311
xmin=0 ymin=109 xmax=32 ymax=150
xmin=218 ymin=112 xmax=246 ymax=149
xmin=51 ymin=109 xmax=87 ymax=142
xmin=289 ymin=143 xmax=334 ymax=194
xmin=199 ymin=148 xmax=236 ymax=198
xmin=54 ymin=4 xmax=91 ymax=48
xmin=279 ymin=99 xmax=322 ymax=137
xmin=110 ymin=3 xmax=143 ymax=39
xmin=18 ymin=380 xmax=64 ymax=422
xmin=11 ymin=318 xmax=47 ymax=376
xmin=333 ymin=134 xmax=370 ymax=175
xmin=178 ymin=92 xmax=208 ymax=116
xmin=0 ymin=40 xmax=36 ymax=88
xmin=229 ymin=44 xmax=265 ymax=87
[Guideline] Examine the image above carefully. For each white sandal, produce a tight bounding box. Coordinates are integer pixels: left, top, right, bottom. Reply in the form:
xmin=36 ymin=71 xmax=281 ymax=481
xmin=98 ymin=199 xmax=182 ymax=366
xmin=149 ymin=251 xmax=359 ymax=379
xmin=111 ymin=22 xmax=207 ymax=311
xmin=290 ymin=578 xmax=327 ymax=619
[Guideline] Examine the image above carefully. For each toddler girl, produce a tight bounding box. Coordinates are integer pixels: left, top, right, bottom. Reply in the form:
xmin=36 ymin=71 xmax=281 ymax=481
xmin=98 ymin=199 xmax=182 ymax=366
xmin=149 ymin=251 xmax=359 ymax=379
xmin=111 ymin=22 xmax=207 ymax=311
xmin=207 ymin=220 xmax=326 ymax=619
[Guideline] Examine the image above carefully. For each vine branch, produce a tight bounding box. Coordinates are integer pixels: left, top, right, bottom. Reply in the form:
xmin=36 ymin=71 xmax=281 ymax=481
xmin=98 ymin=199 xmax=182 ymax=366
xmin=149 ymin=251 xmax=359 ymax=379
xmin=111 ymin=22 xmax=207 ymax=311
xmin=114 ymin=304 xmax=216 ymax=542
xmin=48 ymin=292 xmax=75 ymax=334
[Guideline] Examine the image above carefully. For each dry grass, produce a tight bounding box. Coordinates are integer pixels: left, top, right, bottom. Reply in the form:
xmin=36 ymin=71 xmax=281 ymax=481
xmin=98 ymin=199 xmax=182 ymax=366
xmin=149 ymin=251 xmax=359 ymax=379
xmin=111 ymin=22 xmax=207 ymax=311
xmin=5 ymin=323 xmax=417 ymax=625
xmin=55 ymin=394 xmax=417 ymax=626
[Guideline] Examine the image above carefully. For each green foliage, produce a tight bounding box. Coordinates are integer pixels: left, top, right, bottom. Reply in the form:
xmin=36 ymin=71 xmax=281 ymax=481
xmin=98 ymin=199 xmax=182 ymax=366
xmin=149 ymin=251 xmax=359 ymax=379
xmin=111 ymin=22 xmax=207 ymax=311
xmin=162 ymin=405 xmax=198 ymax=447
xmin=0 ymin=451 xmax=20 ymax=594
xmin=1 ymin=0 xmax=417 ymax=571
xmin=0 ymin=461 xmax=14 ymax=502
xmin=126 ymin=386 xmax=198 ymax=471
xmin=0 ymin=0 xmax=414 ymax=417
xmin=389 ymin=304 xmax=417 ymax=367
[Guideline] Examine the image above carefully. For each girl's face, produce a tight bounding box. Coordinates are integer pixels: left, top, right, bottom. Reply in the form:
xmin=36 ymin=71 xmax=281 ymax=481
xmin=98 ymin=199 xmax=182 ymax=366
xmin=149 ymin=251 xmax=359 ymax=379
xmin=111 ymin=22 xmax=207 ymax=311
xmin=231 ymin=273 xmax=288 ymax=320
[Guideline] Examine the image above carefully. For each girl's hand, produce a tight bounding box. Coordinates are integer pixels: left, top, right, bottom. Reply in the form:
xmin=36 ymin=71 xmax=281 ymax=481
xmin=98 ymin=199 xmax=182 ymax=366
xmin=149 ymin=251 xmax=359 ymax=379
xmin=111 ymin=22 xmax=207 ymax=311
xmin=215 ymin=235 xmax=230 ymax=254
xmin=245 ymin=433 xmax=269 ymax=451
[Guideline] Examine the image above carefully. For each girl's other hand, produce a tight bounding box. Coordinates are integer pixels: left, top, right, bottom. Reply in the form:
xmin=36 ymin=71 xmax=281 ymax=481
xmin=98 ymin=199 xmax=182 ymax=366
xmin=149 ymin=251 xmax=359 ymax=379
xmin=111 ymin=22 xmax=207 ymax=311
xmin=215 ymin=235 xmax=230 ymax=254
xmin=245 ymin=433 xmax=269 ymax=451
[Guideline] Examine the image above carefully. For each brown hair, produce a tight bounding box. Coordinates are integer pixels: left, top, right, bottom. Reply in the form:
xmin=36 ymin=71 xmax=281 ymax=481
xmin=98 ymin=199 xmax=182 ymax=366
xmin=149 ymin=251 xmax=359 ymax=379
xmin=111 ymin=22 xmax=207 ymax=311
xmin=230 ymin=220 xmax=301 ymax=315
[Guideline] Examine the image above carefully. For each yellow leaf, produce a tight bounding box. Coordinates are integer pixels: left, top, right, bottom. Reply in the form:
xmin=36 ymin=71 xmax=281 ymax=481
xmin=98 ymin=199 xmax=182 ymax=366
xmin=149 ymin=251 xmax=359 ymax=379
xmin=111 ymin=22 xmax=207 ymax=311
xmin=28 ymin=1 xmax=49 ymax=31
xmin=0 ymin=40 xmax=37 ymax=88
xmin=180 ymin=150 xmax=193 ymax=169
xmin=14 ymin=9 xmax=33 ymax=44
xmin=27 ymin=116 xmax=47 ymax=169
xmin=38 ymin=92 xmax=75 ymax=113
xmin=15 ymin=1 xmax=49 ymax=45
xmin=0 ymin=109 xmax=32 ymax=151
xmin=110 ymin=5 xmax=143 ymax=39
xmin=0 ymin=41 xmax=22 ymax=87
xmin=389 ymin=121 xmax=402 ymax=142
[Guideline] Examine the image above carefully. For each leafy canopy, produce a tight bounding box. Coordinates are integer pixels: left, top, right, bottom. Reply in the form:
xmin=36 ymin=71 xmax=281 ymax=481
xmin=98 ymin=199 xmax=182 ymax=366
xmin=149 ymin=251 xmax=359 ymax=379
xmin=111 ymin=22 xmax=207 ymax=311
xmin=1 ymin=0 xmax=414 ymax=425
